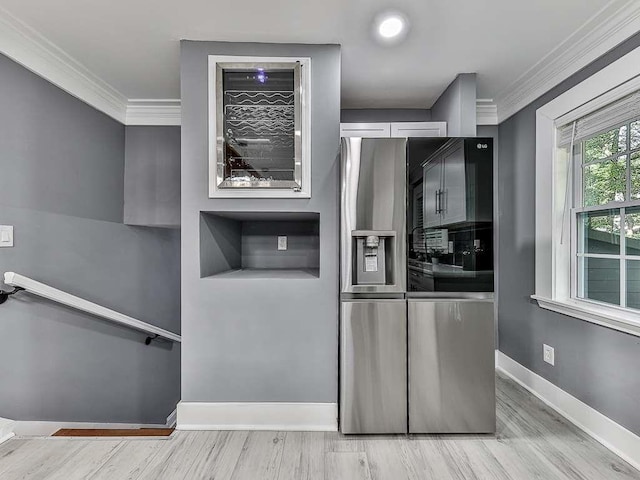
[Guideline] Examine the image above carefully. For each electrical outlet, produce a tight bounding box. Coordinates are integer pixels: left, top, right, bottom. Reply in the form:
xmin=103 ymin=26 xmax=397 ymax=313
xmin=277 ymin=236 xmax=287 ymax=251
xmin=543 ymin=344 xmax=555 ymax=366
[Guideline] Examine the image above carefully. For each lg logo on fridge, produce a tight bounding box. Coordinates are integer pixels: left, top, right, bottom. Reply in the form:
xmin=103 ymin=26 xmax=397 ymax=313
xmin=477 ymin=143 xmax=488 ymax=149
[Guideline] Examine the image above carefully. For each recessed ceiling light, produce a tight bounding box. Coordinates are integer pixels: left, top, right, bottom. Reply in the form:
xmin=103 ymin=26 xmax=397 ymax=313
xmin=378 ymin=16 xmax=404 ymax=38
xmin=373 ymin=11 xmax=409 ymax=45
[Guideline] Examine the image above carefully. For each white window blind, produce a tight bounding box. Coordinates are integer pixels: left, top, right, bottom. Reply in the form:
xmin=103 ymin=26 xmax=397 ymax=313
xmin=557 ymin=90 xmax=640 ymax=147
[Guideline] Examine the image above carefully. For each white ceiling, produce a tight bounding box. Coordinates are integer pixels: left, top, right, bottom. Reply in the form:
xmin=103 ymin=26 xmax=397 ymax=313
xmin=0 ymin=0 xmax=619 ymax=109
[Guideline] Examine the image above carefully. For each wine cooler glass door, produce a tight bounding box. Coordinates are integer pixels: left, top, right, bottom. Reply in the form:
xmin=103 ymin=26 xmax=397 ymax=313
xmin=215 ymin=61 xmax=302 ymax=193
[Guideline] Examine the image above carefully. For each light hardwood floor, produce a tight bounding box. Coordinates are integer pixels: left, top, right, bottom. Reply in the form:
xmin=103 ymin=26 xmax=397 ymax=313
xmin=0 ymin=372 xmax=638 ymax=480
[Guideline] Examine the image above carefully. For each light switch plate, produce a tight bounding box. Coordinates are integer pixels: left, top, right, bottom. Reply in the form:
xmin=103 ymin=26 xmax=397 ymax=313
xmin=0 ymin=225 xmax=13 ymax=247
xmin=277 ymin=236 xmax=287 ymax=251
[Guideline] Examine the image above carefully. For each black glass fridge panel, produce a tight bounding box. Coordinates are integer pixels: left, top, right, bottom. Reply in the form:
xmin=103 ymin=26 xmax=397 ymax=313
xmin=407 ymin=138 xmax=494 ymax=292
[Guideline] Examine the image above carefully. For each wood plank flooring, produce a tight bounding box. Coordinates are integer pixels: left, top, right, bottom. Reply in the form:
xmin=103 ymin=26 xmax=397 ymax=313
xmin=0 ymin=372 xmax=638 ymax=480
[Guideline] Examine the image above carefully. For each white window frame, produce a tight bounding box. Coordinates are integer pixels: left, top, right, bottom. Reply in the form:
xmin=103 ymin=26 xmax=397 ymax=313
xmin=533 ymin=45 xmax=640 ymax=338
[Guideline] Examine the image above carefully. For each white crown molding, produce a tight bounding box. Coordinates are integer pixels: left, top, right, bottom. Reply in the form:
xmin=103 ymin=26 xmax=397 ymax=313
xmin=0 ymin=5 xmax=128 ymax=123
xmin=495 ymin=0 xmax=640 ymax=123
xmin=0 ymin=7 xmax=180 ymax=126
xmin=476 ymin=100 xmax=498 ymax=126
xmin=176 ymin=402 xmax=338 ymax=431
xmin=131 ymin=98 xmax=495 ymax=128
xmin=126 ymin=99 xmax=182 ymax=126
xmin=497 ymin=351 xmax=640 ymax=471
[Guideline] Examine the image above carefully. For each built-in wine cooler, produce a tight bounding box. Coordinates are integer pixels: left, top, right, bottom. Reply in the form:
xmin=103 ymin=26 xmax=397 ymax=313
xmin=208 ymin=56 xmax=311 ymax=198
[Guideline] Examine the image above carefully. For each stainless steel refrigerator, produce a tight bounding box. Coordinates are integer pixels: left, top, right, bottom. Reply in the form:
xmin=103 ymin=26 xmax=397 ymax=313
xmin=339 ymin=136 xmax=496 ymax=435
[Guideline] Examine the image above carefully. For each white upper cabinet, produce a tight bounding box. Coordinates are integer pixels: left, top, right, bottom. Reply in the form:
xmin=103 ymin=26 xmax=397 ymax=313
xmin=340 ymin=122 xmax=391 ymax=138
xmin=440 ymin=141 xmax=467 ymax=225
xmin=340 ymin=122 xmax=447 ymax=138
xmin=390 ymin=122 xmax=447 ymax=138
xmin=422 ymin=138 xmax=493 ymax=228
xmin=208 ymin=55 xmax=312 ymax=198
xmin=423 ymin=140 xmax=466 ymax=228
xmin=423 ymin=158 xmax=443 ymax=229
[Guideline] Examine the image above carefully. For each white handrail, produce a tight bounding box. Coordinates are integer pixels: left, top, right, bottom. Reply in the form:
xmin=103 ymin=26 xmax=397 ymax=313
xmin=3 ymin=272 xmax=181 ymax=343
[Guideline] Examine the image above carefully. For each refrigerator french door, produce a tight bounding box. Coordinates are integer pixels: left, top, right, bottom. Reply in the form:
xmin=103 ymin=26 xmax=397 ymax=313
xmin=339 ymin=137 xmax=407 ymax=434
xmin=340 ymin=300 xmax=407 ymax=434
xmin=407 ymin=137 xmax=496 ymax=434
xmin=408 ymin=299 xmax=495 ymax=433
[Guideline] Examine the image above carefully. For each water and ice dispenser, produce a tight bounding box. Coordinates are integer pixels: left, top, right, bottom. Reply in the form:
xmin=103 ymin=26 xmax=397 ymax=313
xmin=352 ymin=230 xmax=396 ymax=286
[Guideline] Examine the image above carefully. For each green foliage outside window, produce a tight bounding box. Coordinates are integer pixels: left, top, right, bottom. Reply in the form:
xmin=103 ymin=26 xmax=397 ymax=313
xmin=582 ymin=121 xmax=640 ymax=240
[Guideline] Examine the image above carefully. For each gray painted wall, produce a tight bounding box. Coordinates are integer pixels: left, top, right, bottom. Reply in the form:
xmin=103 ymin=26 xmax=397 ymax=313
xmin=0 ymin=53 xmax=181 ymax=424
xmin=432 ymin=73 xmax=477 ymax=137
xmin=199 ymin=213 xmax=242 ymax=277
xmin=341 ymin=109 xmax=431 ymax=123
xmin=124 ymin=126 xmax=181 ymax=228
xmin=199 ymin=213 xmax=319 ymax=275
xmin=181 ymin=41 xmax=340 ymax=402
xmin=0 ymin=59 xmax=123 ymax=223
xmin=241 ymin=220 xmax=319 ymax=271
xmin=498 ymin=33 xmax=640 ymax=436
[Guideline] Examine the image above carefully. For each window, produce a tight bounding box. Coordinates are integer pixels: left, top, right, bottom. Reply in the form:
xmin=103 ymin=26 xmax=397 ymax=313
xmin=573 ymin=120 xmax=640 ymax=310
xmin=534 ymin=46 xmax=640 ymax=338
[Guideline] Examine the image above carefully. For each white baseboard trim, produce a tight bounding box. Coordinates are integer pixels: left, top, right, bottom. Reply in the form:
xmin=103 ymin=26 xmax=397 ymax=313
xmin=176 ymin=402 xmax=338 ymax=431
xmin=13 ymin=420 xmax=168 ymax=437
xmin=166 ymin=408 xmax=177 ymax=428
xmin=496 ymin=350 xmax=640 ymax=471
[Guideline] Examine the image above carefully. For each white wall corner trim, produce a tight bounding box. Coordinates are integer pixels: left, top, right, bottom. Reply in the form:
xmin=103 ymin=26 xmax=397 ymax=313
xmin=0 ymin=417 xmax=16 ymax=445
xmin=0 ymin=6 xmax=128 ymax=123
xmin=476 ymin=100 xmax=498 ymax=126
xmin=176 ymin=402 xmax=338 ymax=431
xmin=495 ymin=0 xmax=640 ymax=123
xmin=496 ymin=351 xmax=640 ymax=471
xmin=126 ymin=99 xmax=182 ymax=126
xmin=166 ymin=408 xmax=178 ymax=428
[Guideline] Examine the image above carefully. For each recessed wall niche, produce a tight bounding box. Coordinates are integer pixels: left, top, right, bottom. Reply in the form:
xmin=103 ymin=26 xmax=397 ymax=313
xmin=200 ymin=211 xmax=320 ymax=279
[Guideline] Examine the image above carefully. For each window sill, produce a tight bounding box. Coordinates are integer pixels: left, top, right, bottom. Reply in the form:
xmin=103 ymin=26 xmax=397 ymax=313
xmin=531 ymin=295 xmax=640 ymax=338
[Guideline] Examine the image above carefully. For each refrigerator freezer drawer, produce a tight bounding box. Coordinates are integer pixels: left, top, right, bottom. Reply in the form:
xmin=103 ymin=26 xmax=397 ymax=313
xmin=408 ymin=300 xmax=495 ymax=433
xmin=340 ymin=300 xmax=407 ymax=434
